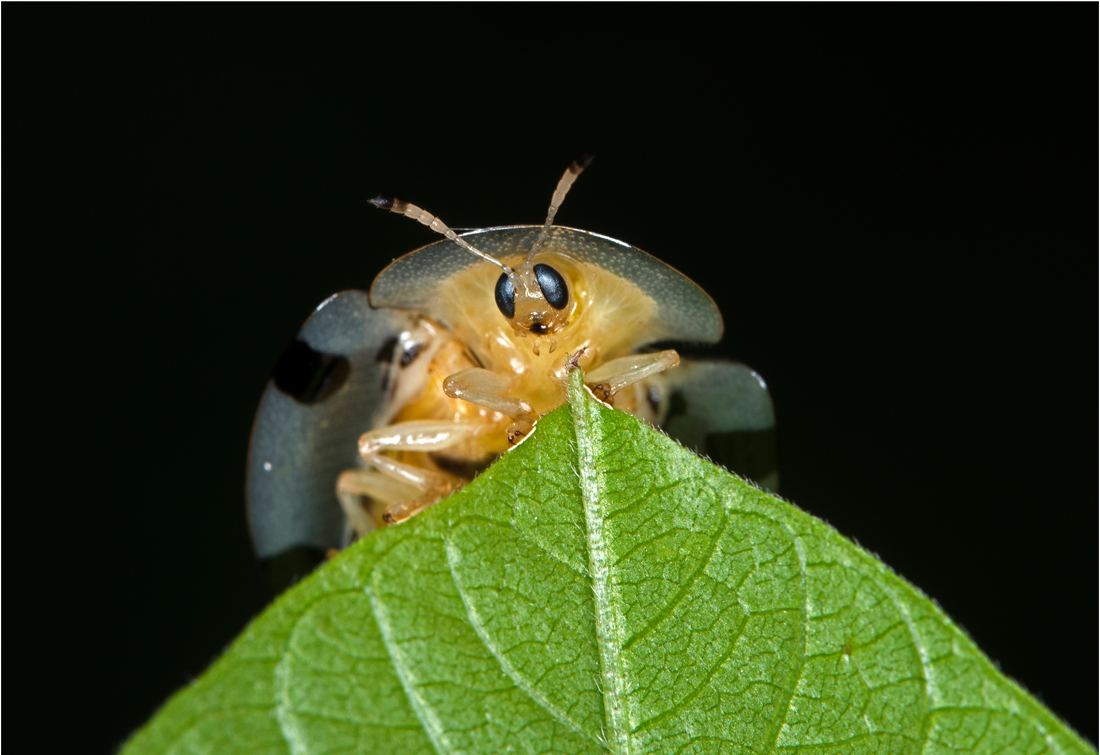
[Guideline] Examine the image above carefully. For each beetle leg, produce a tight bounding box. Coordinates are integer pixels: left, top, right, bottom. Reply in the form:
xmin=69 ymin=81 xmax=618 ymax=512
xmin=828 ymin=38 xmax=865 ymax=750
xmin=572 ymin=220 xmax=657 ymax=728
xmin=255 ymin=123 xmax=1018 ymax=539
xmin=585 ymin=349 xmax=681 ymax=404
xmin=443 ymin=368 xmax=537 ymax=444
xmin=336 ymin=469 xmax=422 ymax=535
xmin=355 ymin=419 xmax=481 ymax=524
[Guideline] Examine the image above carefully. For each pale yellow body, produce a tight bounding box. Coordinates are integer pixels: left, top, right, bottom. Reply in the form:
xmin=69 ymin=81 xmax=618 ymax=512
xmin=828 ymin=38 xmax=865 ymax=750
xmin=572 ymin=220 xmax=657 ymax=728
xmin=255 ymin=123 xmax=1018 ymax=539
xmin=338 ymin=159 xmax=714 ymax=531
xmin=337 ymin=247 xmax=680 ymax=529
xmin=431 ymin=251 xmax=660 ymax=401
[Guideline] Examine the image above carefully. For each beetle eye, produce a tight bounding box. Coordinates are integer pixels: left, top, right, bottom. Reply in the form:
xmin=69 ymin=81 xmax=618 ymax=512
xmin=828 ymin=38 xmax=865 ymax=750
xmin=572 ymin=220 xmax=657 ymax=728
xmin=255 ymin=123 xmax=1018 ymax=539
xmin=533 ymin=264 xmax=568 ymax=310
xmin=494 ymin=273 xmax=515 ymax=319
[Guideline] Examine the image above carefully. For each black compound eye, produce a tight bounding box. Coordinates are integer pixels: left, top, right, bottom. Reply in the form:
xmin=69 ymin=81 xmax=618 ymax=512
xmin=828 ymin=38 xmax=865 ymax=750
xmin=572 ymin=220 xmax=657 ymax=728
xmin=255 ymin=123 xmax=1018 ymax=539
xmin=533 ymin=264 xmax=569 ymax=309
xmin=494 ymin=273 xmax=515 ymax=319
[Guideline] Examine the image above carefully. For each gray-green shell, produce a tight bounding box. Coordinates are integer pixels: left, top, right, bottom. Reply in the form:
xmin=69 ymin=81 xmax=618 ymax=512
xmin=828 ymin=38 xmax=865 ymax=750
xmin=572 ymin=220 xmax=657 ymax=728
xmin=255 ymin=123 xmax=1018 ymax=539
xmin=659 ymin=360 xmax=779 ymax=492
xmin=370 ymin=226 xmax=724 ymax=345
xmin=247 ymin=291 xmax=416 ymax=560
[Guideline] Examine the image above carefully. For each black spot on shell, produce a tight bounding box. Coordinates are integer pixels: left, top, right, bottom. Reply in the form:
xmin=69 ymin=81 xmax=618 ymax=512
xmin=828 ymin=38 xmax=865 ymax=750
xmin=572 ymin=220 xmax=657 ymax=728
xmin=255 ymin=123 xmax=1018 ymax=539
xmin=272 ymin=339 xmax=350 ymax=404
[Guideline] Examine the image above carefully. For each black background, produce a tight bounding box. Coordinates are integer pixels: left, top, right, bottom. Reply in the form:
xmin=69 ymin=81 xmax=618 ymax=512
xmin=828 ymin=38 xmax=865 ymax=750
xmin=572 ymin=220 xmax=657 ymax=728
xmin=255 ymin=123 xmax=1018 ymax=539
xmin=7 ymin=7 xmax=1096 ymax=753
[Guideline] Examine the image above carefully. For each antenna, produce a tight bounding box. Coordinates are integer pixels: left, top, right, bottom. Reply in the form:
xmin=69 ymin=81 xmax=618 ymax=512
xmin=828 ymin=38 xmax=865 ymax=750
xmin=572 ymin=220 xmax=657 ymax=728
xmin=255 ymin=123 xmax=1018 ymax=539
xmin=526 ymin=154 xmax=594 ymax=263
xmin=368 ymin=195 xmax=508 ymax=271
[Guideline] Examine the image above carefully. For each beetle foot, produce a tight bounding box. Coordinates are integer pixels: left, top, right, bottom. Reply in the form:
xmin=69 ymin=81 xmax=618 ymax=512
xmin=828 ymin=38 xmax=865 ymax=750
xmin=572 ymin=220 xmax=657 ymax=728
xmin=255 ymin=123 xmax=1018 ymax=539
xmin=588 ymin=382 xmax=614 ymax=405
xmin=506 ymin=419 xmax=535 ymax=445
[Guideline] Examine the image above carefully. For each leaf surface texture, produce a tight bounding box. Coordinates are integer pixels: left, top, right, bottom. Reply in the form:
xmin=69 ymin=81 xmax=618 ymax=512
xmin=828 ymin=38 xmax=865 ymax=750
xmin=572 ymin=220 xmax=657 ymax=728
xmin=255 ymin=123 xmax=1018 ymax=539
xmin=123 ymin=371 xmax=1093 ymax=755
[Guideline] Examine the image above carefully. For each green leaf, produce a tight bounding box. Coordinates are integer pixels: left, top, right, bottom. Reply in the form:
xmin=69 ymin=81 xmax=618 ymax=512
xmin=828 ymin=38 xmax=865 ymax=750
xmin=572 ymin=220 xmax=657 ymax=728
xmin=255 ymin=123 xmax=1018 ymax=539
xmin=123 ymin=369 xmax=1093 ymax=755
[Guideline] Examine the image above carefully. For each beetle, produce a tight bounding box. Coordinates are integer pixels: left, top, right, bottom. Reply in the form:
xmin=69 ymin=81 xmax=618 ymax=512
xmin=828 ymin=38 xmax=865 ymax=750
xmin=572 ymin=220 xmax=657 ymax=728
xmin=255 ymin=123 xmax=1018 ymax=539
xmin=247 ymin=157 xmax=777 ymax=591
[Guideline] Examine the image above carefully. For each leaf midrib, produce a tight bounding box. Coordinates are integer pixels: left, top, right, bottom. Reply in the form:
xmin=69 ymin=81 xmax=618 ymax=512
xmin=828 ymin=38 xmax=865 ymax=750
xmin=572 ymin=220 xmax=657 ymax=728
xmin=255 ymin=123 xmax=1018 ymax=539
xmin=570 ymin=372 xmax=632 ymax=755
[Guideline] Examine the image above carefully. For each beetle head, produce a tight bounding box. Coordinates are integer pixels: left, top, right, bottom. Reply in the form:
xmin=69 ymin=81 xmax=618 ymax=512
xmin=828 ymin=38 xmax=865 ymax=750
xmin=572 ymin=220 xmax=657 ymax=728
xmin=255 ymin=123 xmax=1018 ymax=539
xmin=493 ymin=259 xmax=575 ymax=337
xmin=371 ymin=155 xmax=594 ymax=344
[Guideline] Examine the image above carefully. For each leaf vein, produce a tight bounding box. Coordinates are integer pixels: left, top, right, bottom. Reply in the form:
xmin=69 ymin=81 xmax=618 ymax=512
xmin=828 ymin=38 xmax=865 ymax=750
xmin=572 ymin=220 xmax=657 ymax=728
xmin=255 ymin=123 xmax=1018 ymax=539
xmin=875 ymin=576 xmax=935 ymax=755
xmin=622 ymin=509 xmax=728 ymax=650
xmin=448 ymin=513 xmax=588 ymax=577
xmin=443 ymin=536 xmax=602 ymax=746
xmin=365 ymin=580 xmax=449 ymax=755
xmin=762 ymin=531 xmax=810 ymax=754
xmin=631 ymin=612 xmax=749 ymax=733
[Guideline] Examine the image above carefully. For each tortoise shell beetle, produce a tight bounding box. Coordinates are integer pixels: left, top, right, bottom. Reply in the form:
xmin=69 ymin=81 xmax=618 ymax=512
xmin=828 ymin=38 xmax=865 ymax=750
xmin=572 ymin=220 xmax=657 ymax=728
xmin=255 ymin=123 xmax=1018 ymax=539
xmin=247 ymin=157 xmax=777 ymax=590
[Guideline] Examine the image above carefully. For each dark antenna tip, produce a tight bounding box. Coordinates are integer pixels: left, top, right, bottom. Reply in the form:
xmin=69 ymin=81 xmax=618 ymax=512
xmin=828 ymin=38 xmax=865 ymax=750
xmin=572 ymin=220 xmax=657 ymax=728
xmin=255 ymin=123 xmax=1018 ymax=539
xmin=368 ymin=195 xmax=394 ymax=211
xmin=576 ymin=154 xmax=595 ymax=170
